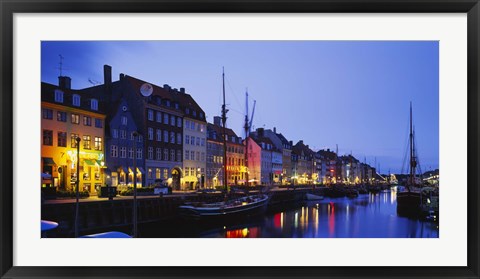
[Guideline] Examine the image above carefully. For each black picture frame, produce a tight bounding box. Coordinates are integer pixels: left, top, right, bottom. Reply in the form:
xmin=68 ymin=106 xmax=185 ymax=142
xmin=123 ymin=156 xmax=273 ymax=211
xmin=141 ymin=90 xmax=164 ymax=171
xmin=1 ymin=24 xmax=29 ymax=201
xmin=1 ymin=1 xmax=479 ymax=278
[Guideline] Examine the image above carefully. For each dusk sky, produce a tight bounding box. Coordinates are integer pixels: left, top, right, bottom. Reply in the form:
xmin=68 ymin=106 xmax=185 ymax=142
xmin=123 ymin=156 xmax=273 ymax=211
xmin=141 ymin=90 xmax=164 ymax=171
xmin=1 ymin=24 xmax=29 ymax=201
xmin=41 ymin=41 xmax=439 ymax=174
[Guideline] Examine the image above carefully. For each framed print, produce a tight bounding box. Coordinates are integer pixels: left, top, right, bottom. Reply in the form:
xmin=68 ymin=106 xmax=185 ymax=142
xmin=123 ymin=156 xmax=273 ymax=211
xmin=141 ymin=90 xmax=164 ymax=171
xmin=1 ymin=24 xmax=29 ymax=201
xmin=1 ymin=0 xmax=479 ymax=278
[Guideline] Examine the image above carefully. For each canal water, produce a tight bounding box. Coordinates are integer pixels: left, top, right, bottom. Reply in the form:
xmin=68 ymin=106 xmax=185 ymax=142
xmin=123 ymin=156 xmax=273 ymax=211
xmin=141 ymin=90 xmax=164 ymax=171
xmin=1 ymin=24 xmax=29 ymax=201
xmin=139 ymin=190 xmax=439 ymax=238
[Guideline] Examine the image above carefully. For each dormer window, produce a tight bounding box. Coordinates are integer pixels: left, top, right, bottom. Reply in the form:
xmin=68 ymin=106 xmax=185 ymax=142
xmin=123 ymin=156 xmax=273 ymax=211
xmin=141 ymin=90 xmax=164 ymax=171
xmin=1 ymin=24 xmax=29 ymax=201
xmin=193 ymin=110 xmax=197 ymax=117
xmin=54 ymin=90 xmax=64 ymax=103
xmin=166 ymin=100 xmax=170 ymax=107
xmin=73 ymin=94 xmax=80 ymax=107
xmin=175 ymin=103 xmax=179 ymax=109
xmin=91 ymin=99 xmax=98 ymax=110
xmin=186 ymin=108 xmax=190 ymax=114
xmin=200 ymin=112 xmax=204 ymax=118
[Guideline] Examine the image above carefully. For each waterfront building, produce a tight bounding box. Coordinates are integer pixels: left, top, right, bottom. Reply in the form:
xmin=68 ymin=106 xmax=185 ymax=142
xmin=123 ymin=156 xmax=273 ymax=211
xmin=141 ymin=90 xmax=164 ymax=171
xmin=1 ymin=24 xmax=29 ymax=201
xmin=291 ymin=140 xmax=314 ymax=184
xmin=250 ymin=127 xmax=285 ymax=184
xmin=104 ymin=98 xmax=144 ymax=189
xmin=41 ymin=77 xmax=106 ymax=194
xmin=275 ymin=133 xmax=293 ymax=185
xmin=207 ymin=117 xmax=245 ymax=186
xmin=206 ymin=124 xmax=224 ymax=188
xmin=317 ymin=149 xmax=338 ymax=185
xmin=182 ymin=94 xmax=207 ymax=190
xmin=245 ymin=137 xmax=262 ymax=185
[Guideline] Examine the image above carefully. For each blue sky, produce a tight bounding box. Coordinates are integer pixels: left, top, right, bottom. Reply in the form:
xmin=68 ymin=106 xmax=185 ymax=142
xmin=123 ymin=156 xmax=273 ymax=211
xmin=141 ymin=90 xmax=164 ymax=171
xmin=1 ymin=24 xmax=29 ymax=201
xmin=41 ymin=41 xmax=439 ymax=174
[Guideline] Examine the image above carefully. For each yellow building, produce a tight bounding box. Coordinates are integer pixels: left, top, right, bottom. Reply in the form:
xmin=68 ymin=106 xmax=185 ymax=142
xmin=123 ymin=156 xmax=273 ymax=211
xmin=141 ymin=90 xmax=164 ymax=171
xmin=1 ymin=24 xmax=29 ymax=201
xmin=41 ymin=80 xmax=106 ymax=194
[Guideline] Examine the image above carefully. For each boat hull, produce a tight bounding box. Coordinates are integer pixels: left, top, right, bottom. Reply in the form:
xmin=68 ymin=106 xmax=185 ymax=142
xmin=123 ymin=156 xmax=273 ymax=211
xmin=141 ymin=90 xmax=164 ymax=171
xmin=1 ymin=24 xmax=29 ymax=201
xmin=396 ymin=191 xmax=422 ymax=215
xmin=179 ymin=195 xmax=269 ymax=222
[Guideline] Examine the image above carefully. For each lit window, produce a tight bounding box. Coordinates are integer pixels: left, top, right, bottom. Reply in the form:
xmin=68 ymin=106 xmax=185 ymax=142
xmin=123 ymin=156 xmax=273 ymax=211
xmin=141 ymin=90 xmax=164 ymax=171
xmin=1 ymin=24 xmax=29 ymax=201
xmin=71 ymin=113 xmax=80 ymax=124
xmin=94 ymin=137 xmax=102 ymax=151
xmin=83 ymin=116 xmax=91 ymax=126
xmin=71 ymin=134 xmax=79 ymax=148
xmin=156 ymin=168 xmax=161 ymax=179
xmin=83 ymin=135 xmax=91 ymax=149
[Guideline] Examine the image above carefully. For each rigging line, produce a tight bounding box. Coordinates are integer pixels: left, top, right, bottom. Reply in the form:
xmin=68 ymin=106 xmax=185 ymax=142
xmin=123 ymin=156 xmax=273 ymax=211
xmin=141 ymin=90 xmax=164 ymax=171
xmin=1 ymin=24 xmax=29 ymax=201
xmin=400 ymin=114 xmax=410 ymax=175
xmin=224 ymin=76 xmax=244 ymax=113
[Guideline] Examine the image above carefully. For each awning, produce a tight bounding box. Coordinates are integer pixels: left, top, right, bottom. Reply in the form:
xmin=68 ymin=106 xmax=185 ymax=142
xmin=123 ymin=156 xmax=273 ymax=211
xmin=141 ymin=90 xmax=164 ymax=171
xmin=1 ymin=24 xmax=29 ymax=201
xmin=83 ymin=159 xmax=95 ymax=166
xmin=137 ymin=167 xmax=144 ymax=174
xmin=42 ymin=157 xmax=56 ymax=165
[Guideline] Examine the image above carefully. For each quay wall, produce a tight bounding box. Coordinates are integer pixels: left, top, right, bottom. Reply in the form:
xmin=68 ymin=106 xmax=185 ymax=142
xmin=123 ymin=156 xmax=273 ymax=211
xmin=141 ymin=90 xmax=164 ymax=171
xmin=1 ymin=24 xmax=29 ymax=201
xmin=42 ymin=187 xmax=324 ymax=237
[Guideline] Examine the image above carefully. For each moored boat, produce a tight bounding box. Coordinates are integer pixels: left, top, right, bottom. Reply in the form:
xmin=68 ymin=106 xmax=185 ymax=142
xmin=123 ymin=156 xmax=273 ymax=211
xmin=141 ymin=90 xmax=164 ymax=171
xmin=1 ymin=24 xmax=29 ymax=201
xmin=306 ymin=193 xmax=324 ymax=201
xmin=178 ymin=194 xmax=270 ymax=221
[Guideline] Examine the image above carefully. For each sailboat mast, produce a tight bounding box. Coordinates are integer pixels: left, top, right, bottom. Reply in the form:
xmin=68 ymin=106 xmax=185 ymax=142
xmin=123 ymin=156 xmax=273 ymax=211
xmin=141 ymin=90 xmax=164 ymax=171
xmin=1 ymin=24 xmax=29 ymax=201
xmin=222 ymin=68 xmax=228 ymax=191
xmin=244 ymin=91 xmax=249 ymax=187
xmin=409 ymin=102 xmax=413 ymax=188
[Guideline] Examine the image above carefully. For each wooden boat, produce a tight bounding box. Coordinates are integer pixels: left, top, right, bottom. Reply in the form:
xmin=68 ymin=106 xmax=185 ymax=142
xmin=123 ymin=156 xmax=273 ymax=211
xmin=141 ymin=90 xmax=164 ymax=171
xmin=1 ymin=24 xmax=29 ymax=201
xmin=179 ymin=194 xmax=270 ymax=221
xmin=80 ymin=231 xmax=132 ymax=238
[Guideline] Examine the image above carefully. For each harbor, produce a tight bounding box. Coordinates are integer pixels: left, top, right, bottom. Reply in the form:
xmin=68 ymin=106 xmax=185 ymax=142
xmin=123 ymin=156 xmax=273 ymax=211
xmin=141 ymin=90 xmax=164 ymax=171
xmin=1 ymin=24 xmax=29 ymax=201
xmin=41 ymin=185 xmax=438 ymax=238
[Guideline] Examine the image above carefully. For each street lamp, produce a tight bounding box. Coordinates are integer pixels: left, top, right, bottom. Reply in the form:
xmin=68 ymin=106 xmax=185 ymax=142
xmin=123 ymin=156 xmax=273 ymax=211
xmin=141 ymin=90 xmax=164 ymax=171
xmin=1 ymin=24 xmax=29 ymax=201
xmin=74 ymin=136 xmax=81 ymax=238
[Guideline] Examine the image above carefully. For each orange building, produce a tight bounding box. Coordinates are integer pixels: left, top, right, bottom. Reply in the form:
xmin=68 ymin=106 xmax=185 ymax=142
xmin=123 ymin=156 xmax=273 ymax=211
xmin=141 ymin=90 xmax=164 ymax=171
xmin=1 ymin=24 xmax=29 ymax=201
xmin=41 ymin=78 xmax=106 ymax=194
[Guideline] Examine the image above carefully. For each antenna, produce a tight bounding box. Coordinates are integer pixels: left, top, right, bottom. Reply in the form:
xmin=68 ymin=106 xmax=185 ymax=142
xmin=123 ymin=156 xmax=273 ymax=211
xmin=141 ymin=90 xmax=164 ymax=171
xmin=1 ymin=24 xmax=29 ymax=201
xmin=88 ymin=78 xmax=101 ymax=86
xmin=58 ymin=54 xmax=64 ymax=76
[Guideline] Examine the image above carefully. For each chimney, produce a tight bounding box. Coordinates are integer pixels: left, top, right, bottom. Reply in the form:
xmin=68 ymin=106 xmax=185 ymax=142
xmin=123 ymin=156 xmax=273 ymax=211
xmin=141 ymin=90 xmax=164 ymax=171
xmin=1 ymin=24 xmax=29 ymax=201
xmin=180 ymin=87 xmax=185 ymax=93
xmin=258 ymin=128 xmax=264 ymax=137
xmin=119 ymin=73 xmax=125 ymax=80
xmin=273 ymin=127 xmax=276 ymax=133
xmin=58 ymin=76 xmax=71 ymax=89
xmin=104 ymin=65 xmax=112 ymax=85
xmin=163 ymin=84 xmax=170 ymax=91
xmin=289 ymin=140 xmax=293 ymax=146
xmin=214 ymin=116 xmax=222 ymax=126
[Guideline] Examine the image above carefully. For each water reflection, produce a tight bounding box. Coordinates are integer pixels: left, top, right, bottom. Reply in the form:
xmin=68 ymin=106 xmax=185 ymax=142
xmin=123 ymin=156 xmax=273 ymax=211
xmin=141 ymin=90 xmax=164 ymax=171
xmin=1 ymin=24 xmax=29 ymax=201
xmin=201 ymin=192 xmax=439 ymax=238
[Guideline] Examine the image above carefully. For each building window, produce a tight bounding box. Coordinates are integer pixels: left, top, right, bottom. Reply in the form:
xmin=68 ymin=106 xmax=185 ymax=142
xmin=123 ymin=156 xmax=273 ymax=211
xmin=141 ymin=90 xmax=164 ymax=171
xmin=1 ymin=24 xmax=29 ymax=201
xmin=166 ymin=100 xmax=170 ymax=107
xmin=163 ymin=149 xmax=169 ymax=161
xmin=156 ymin=148 xmax=161 ymax=160
xmin=120 ymin=147 xmax=126 ymax=158
xmin=185 ymin=135 xmax=190 ymax=145
xmin=120 ymin=130 xmax=126 ymax=139
xmin=186 ymin=108 xmax=190 ymax=114
xmin=177 ymin=150 xmax=181 ymax=162
xmin=111 ymin=145 xmax=118 ymax=157
xmin=71 ymin=134 xmax=79 ymax=148
xmin=164 ymin=113 xmax=169 ymax=124
xmin=148 ymin=128 xmax=154 ymax=140
xmin=201 ymin=138 xmax=205 ymax=146
xmin=177 ymin=133 xmax=182 ymax=144
xmin=190 ymin=136 xmax=195 ymax=145
xmin=83 ymin=116 xmax=92 ymax=126
xmin=196 ymin=137 xmax=200 ymax=146
xmin=94 ymin=137 xmax=102 ymax=151
xmin=170 ymin=150 xmax=175 ymax=161
xmin=71 ymin=113 xmax=80 ymax=124
xmin=121 ymin=116 xmax=127 ymax=126
xmin=54 ymin=90 xmax=64 ymax=103
xmin=185 ymin=150 xmax=189 ymax=160
xmin=148 ymin=147 xmax=153 ymax=160
xmin=42 ymin=108 xmax=53 ymax=119
xmin=200 ymin=124 xmax=205 ymax=132
xmin=175 ymin=103 xmax=179 ymax=109
xmin=201 ymin=152 xmax=205 ymax=162
xmin=163 ymin=169 xmax=168 ymax=179
xmin=147 ymin=109 xmax=154 ymax=121
xmin=91 ymin=99 xmax=98 ymax=111
xmin=196 ymin=151 xmax=200 ymax=161
xmin=190 ymin=121 xmax=195 ymax=130
xmin=185 ymin=168 xmax=190 ymax=177
xmin=200 ymin=112 xmax=204 ymax=118
xmin=192 ymin=110 xmax=197 ymax=117
xmin=137 ymin=148 xmax=142 ymax=159
xmin=156 ymin=129 xmax=162 ymax=141
xmin=57 ymin=132 xmax=67 ymax=147
xmin=163 ymin=130 xmax=168 ymax=143
xmin=170 ymin=115 xmax=175 ymax=126
xmin=148 ymin=168 xmax=153 ymax=179
xmin=156 ymin=168 xmax=161 ymax=179
xmin=170 ymin=132 xmax=175 ymax=144
xmin=185 ymin=120 xmax=189 ymax=129
xmin=95 ymin=118 xmax=102 ymax=128
xmin=57 ymin=111 xmax=67 ymax=122
xmin=112 ymin=129 xmax=118 ymax=138
xmin=177 ymin=117 xmax=182 ymax=127
xmin=156 ymin=111 xmax=162 ymax=123
xmin=42 ymin=130 xmax=53 ymax=146
xmin=128 ymin=148 xmax=134 ymax=159
xmin=73 ymin=94 xmax=81 ymax=107
xmin=83 ymin=135 xmax=91 ymax=149
xmin=137 ymin=135 xmax=143 ymax=142
xmin=191 ymin=167 xmax=196 ymax=177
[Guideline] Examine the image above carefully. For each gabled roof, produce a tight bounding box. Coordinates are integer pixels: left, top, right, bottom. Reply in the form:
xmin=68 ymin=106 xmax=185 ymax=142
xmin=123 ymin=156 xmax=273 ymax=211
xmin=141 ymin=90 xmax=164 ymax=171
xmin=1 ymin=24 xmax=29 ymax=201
xmin=207 ymin=123 xmax=243 ymax=145
xmin=292 ymin=140 xmax=314 ymax=158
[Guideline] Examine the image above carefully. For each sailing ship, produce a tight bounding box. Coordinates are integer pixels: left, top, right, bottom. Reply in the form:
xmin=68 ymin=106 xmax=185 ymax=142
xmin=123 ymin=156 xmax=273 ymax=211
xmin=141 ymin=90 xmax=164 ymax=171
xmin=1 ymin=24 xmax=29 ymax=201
xmin=178 ymin=68 xmax=269 ymax=221
xmin=396 ymin=102 xmax=423 ymax=214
